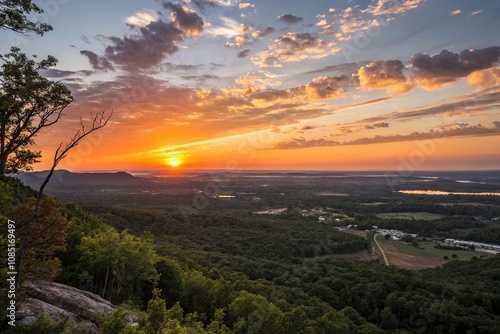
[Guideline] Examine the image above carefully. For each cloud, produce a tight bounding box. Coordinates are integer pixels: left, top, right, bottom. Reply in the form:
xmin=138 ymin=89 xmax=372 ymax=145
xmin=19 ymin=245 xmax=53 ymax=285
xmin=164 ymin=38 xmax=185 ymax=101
xmin=277 ymin=14 xmax=303 ymax=24
xmin=164 ymin=62 xmax=203 ymax=72
xmin=470 ymin=10 xmax=483 ymax=16
xmin=42 ymin=69 xmax=94 ymax=78
xmin=252 ymin=27 xmax=275 ymax=39
xmin=273 ymin=122 xmax=500 ymax=149
xmin=301 ymin=61 xmax=371 ymax=76
xmin=364 ymin=0 xmax=426 ymax=16
xmin=253 ymin=32 xmax=339 ymax=67
xmin=81 ymin=5 xmax=204 ymax=72
xmin=225 ymin=33 xmax=251 ymax=48
xmin=103 ymin=21 xmax=184 ymax=71
xmin=162 ymin=2 xmax=204 ymax=36
xmin=316 ymin=16 xmax=336 ymax=35
xmin=336 ymin=126 xmax=353 ymax=135
xmin=274 ymin=137 xmax=340 ymax=149
xmin=239 ymin=2 xmax=255 ymax=10
xmin=80 ymin=50 xmax=114 ymax=71
xmin=357 ymin=60 xmax=413 ymax=93
xmin=237 ymin=49 xmax=251 ymax=58
xmin=339 ymin=7 xmax=380 ymax=34
xmin=450 ymin=9 xmax=461 ymax=16
xmin=304 ymin=75 xmax=350 ymax=100
xmin=189 ymin=0 xmax=217 ymax=12
xmin=180 ymin=74 xmax=219 ymax=83
xmin=365 ymin=122 xmax=389 ymax=129
xmin=190 ymin=0 xmax=239 ymax=10
xmin=467 ymin=68 xmax=500 ymax=88
xmin=235 ymin=70 xmax=283 ymax=88
xmin=410 ymin=47 xmax=500 ymax=89
xmin=205 ymin=16 xmax=241 ymax=37
xmin=212 ymin=0 xmax=239 ymax=6
xmin=125 ymin=10 xmax=160 ymax=27
xmin=352 ymin=87 xmax=500 ymax=125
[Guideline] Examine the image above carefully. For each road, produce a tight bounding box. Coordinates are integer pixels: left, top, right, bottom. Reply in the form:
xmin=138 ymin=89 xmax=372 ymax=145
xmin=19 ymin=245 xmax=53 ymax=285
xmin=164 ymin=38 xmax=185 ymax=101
xmin=374 ymin=233 xmax=389 ymax=266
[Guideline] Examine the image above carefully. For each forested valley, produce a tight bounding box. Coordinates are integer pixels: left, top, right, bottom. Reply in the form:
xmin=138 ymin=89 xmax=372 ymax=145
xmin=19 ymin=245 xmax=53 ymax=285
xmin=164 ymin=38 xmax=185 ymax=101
xmin=2 ymin=171 xmax=500 ymax=333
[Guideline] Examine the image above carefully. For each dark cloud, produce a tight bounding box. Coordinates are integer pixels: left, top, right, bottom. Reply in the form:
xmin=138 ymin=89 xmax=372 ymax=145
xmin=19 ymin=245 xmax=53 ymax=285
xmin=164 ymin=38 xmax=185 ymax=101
xmin=237 ymin=49 xmax=251 ymax=58
xmin=209 ymin=62 xmax=224 ymax=69
xmin=411 ymin=46 xmax=500 ymax=88
xmin=364 ymin=122 xmax=389 ymax=129
xmin=252 ymin=27 xmax=275 ymax=38
xmin=162 ymin=2 xmax=204 ymax=36
xmin=277 ymin=14 xmax=303 ymax=24
xmin=274 ymin=122 xmax=500 ymax=149
xmin=81 ymin=4 xmax=204 ymax=72
xmin=79 ymin=50 xmax=114 ymax=71
xmin=42 ymin=69 xmax=94 ymax=78
xmin=102 ymin=20 xmax=184 ymax=71
xmin=280 ymin=32 xmax=320 ymax=51
xmin=261 ymin=55 xmax=280 ymax=67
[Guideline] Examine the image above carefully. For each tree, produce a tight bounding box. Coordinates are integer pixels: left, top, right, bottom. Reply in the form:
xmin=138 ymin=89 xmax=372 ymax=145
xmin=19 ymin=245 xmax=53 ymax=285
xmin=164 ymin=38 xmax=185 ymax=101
xmin=0 ymin=47 xmax=73 ymax=174
xmin=78 ymin=227 xmax=158 ymax=304
xmin=0 ymin=0 xmax=52 ymax=36
xmin=145 ymin=289 xmax=168 ymax=334
xmin=10 ymin=196 xmax=71 ymax=280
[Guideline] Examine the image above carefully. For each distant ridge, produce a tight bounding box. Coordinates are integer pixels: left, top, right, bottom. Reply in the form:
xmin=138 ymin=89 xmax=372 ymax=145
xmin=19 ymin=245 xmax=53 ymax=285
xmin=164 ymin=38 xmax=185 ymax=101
xmin=15 ymin=170 xmax=147 ymax=189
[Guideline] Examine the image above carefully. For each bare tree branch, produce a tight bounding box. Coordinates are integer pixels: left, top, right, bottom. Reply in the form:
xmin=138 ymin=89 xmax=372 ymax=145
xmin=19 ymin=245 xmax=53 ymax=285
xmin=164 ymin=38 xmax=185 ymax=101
xmin=15 ymin=110 xmax=113 ymax=292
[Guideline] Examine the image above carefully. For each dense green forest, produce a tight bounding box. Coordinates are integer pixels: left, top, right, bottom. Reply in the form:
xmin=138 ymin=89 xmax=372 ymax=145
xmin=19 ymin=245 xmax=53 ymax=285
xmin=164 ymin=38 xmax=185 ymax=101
xmin=2 ymin=174 xmax=500 ymax=333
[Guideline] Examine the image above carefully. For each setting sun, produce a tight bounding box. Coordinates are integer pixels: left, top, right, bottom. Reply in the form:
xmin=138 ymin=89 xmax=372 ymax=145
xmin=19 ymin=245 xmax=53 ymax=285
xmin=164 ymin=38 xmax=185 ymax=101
xmin=167 ymin=157 xmax=181 ymax=167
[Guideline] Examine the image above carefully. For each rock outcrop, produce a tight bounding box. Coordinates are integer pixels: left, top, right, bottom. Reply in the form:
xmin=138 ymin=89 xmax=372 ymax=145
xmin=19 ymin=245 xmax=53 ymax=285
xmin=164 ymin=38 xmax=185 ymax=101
xmin=17 ymin=280 xmax=117 ymax=333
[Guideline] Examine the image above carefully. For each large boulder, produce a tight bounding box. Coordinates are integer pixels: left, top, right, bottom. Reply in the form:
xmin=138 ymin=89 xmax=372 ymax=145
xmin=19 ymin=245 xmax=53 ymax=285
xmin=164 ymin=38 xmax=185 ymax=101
xmin=17 ymin=280 xmax=118 ymax=333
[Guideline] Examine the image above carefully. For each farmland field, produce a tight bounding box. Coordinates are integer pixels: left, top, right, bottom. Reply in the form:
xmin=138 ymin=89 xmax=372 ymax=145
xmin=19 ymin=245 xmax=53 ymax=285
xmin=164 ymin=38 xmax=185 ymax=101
xmin=378 ymin=238 xmax=488 ymax=269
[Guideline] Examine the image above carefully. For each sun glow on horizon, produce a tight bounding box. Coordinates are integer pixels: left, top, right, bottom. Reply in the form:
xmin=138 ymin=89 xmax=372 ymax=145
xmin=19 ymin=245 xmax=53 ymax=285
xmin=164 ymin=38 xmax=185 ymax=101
xmin=167 ymin=157 xmax=181 ymax=167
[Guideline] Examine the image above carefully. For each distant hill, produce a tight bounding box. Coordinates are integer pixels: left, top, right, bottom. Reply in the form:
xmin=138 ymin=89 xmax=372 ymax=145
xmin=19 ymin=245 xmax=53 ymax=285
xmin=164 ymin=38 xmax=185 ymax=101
xmin=14 ymin=170 xmax=148 ymax=189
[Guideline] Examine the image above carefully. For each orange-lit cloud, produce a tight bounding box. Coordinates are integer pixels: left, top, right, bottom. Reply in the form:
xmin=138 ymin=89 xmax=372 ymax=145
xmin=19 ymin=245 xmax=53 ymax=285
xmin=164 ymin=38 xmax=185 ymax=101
xmin=357 ymin=60 xmax=413 ymax=93
xmin=467 ymin=68 xmax=500 ymax=88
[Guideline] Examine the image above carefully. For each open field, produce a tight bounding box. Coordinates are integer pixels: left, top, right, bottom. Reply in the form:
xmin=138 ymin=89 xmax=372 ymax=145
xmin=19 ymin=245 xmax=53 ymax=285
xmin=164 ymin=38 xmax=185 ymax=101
xmin=377 ymin=238 xmax=487 ymax=270
xmin=376 ymin=212 xmax=443 ymax=220
xmin=338 ymin=229 xmax=368 ymax=240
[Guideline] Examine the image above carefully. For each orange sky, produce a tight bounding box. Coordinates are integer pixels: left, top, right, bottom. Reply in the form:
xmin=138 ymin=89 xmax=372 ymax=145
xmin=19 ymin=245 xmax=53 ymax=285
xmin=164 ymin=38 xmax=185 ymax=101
xmin=11 ymin=0 xmax=499 ymax=172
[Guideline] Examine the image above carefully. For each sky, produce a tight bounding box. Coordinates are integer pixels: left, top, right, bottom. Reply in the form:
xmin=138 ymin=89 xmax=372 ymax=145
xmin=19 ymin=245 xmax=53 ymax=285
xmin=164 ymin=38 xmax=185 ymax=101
xmin=1 ymin=0 xmax=500 ymax=171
